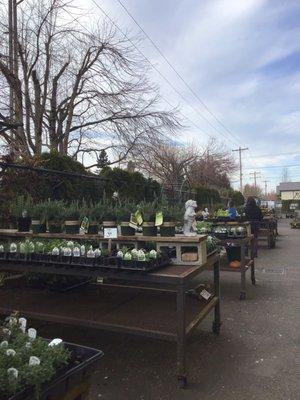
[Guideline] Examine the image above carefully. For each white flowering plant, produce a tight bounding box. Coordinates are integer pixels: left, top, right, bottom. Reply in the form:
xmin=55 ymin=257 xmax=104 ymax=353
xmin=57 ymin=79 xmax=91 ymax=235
xmin=0 ymin=314 xmax=70 ymax=399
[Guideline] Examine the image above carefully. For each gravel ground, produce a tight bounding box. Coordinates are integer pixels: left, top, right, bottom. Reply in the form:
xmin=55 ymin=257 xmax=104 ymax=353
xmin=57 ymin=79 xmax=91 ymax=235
xmin=39 ymin=219 xmax=300 ymax=400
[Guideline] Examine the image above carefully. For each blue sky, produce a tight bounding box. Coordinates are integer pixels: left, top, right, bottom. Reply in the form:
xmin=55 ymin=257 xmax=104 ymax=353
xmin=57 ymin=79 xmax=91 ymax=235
xmin=78 ymin=0 xmax=300 ymax=191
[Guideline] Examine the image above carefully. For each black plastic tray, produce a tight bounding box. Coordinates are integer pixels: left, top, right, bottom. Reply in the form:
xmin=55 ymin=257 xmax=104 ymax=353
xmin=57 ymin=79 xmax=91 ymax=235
xmin=6 ymin=342 xmax=103 ymax=400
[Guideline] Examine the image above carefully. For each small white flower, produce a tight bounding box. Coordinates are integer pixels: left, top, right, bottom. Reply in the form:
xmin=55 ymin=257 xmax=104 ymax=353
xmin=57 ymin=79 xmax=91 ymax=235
xmin=8 ymin=317 xmax=18 ymax=327
xmin=94 ymin=248 xmax=102 ymax=258
xmin=19 ymin=317 xmax=27 ymax=333
xmin=29 ymin=356 xmax=40 ymax=366
xmin=87 ymin=247 xmax=95 ymax=258
xmin=6 ymin=349 xmax=16 ymax=356
xmin=63 ymin=247 xmax=72 ymax=257
xmin=117 ymin=250 xmax=123 ymax=258
xmin=2 ymin=328 xmax=11 ymax=336
xmin=73 ymin=247 xmax=80 ymax=257
xmin=80 ymin=245 xmax=86 ymax=256
xmin=48 ymin=338 xmax=63 ymax=347
xmin=0 ymin=340 xmax=8 ymax=348
xmin=7 ymin=367 xmax=18 ymax=379
xmin=67 ymin=241 xmax=74 ymax=249
xmin=25 ymin=342 xmax=31 ymax=348
xmin=149 ymin=250 xmax=157 ymax=259
xmin=0 ymin=244 xmax=4 ymax=252
xmin=52 ymin=247 xmax=60 ymax=256
xmin=28 ymin=328 xmax=37 ymax=340
xmin=10 ymin=243 xmax=17 ymax=253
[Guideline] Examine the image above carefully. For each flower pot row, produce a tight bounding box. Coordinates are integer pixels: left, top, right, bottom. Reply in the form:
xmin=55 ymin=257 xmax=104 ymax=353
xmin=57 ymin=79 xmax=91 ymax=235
xmin=0 ymin=252 xmax=170 ymax=273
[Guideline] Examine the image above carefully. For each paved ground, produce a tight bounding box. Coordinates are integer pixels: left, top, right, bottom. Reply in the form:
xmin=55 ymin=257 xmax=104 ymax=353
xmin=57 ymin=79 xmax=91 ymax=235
xmin=39 ymin=219 xmax=300 ymax=400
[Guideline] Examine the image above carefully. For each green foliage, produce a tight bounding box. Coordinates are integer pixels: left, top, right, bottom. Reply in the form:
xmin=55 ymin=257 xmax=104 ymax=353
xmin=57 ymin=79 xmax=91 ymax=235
xmin=88 ymin=202 xmax=105 ymax=222
xmin=99 ymin=167 xmax=161 ymax=203
xmin=0 ymin=315 xmax=70 ymax=399
xmin=161 ymin=204 xmax=183 ymax=222
xmin=30 ymin=202 xmax=46 ymax=223
xmin=44 ymin=200 xmax=66 ymax=223
xmin=10 ymin=196 xmax=33 ymax=219
xmin=64 ymin=200 xmax=81 ymax=220
xmin=193 ymin=186 xmax=221 ymax=208
xmin=139 ymin=201 xmax=158 ymax=222
xmin=115 ymin=202 xmax=136 ymax=223
xmin=97 ymin=149 xmax=109 ymax=168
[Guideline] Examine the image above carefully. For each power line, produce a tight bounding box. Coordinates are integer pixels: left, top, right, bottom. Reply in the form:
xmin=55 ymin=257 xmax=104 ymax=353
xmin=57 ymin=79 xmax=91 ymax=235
xmin=114 ymin=0 xmax=242 ymax=147
xmin=90 ymin=0 xmax=240 ymax=147
xmin=244 ymin=163 xmax=300 ymax=170
xmin=249 ymin=171 xmax=261 ymax=188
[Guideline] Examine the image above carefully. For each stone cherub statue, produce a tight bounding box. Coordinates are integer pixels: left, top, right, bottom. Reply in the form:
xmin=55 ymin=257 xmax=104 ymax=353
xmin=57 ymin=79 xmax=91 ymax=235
xmin=183 ymin=199 xmax=198 ymax=236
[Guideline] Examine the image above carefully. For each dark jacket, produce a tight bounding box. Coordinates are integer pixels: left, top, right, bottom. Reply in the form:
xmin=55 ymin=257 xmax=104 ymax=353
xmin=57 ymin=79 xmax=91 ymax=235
xmin=245 ymin=205 xmax=263 ymax=233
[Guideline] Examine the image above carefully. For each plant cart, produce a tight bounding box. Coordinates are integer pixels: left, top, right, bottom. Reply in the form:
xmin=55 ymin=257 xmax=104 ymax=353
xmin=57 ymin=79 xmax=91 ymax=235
xmin=0 ymin=250 xmax=220 ymax=389
xmin=258 ymin=217 xmax=277 ymax=248
xmin=217 ymin=236 xmax=255 ymax=300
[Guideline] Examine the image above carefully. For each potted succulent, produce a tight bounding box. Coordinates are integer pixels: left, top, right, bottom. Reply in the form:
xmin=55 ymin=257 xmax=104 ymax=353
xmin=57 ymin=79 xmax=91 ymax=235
xmin=45 ymin=201 xmax=65 ymax=234
xmin=116 ymin=202 xmax=136 ymax=236
xmin=10 ymin=196 xmax=32 ymax=232
xmin=87 ymin=202 xmax=105 ymax=234
xmin=160 ymin=205 xmax=182 ymax=237
xmin=30 ymin=203 xmax=46 ymax=234
xmin=141 ymin=202 xmax=157 ymax=236
xmin=64 ymin=201 xmax=81 ymax=234
xmin=0 ymin=315 xmax=103 ymax=400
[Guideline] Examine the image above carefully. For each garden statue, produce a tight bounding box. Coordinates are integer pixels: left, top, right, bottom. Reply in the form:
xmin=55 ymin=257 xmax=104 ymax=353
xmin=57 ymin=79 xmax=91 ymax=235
xmin=183 ymin=199 xmax=198 ymax=236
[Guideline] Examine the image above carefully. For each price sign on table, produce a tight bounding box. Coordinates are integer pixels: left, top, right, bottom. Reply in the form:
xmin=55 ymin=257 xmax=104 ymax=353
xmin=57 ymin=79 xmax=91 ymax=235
xmin=104 ymin=228 xmax=118 ymax=239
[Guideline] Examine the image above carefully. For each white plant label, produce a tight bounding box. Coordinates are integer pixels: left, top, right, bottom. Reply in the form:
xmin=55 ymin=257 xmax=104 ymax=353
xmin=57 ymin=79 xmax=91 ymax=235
xmin=104 ymin=228 xmax=118 ymax=239
xmin=200 ymin=289 xmax=212 ymax=300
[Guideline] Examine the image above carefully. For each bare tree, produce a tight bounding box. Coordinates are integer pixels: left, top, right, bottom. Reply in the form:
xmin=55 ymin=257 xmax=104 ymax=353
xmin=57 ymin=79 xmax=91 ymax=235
xmin=0 ymin=0 xmax=180 ymax=162
xmin=187 ymin=138 xmax=236 ymax=188
xmin=243 ymin=184 xmax=263 ymax=198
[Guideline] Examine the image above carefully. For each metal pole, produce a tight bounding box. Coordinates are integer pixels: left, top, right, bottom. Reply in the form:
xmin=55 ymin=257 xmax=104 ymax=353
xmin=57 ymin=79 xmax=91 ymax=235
xmin=232 ymin=147 xmax=249 ymax=194
xmin=8 ymin=0 xmax=14 ymax=121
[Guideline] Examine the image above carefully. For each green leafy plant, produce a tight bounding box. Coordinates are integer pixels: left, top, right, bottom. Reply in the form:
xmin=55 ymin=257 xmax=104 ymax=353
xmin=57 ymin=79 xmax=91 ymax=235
xmin=10 ymin=196 xmax=33 ymax=219
xmin=102 ymin=204 xmax=116 ymax=221
xmin=31 ymin=203 xmax=46 ymax=223
xmin=44 ymin=201 xmax=66 ymax=224
xmin=65 ymin=201 xmax=81 ymax=221
xmin=140 ymin=201 xmax=157 ymax=222
xmin=88 ymin=202 xmax=105 ymax=223
xmin=115 ymin=202 xmax=136 ymax=223
xmin=0 ymin=314 xmax=70 ymax=399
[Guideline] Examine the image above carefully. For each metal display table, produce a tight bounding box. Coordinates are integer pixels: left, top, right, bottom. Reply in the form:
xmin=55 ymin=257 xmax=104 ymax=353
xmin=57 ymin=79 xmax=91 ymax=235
xmin=217 ymin=236 xmax=255 ymax=300
xmin=0 ymin=252 xmax=220 ymax=388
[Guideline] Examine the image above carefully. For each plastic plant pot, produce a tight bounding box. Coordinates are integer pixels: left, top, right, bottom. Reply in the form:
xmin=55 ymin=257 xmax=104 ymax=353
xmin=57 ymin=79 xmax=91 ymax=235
xmin=160 ymin=222 xmax=176 ymax=237
xmin=48 ymin=223 xmax=63 ymax=234
xmin=31 ymin=220 xmax=46 ymax=234
xmin=88 ymin=223 xmax=99 ymax=234
xmin=17 ymin=217 xmax=31 ymax=232
xmin=120 ymin=222 xmax=136 ymax=236
xmin=142 ymin=222 xmax=157 ymax=236
xmin=65 ymin=221 xmax=80 ymax=234
xmin=102 ymin=220 xmax=117 ymax=229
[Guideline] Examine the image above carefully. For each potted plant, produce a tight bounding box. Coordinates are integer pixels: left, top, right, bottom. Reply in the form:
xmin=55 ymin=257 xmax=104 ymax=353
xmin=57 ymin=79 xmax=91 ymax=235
xmin=45 ymin=201 xmax=65 ymax=234
xmin=141 ymin=202 xmax=157 ymax=236
xmin=87 ymin=202 xmax=105 ymax=234
xmin=102 ymin=205 xmax=117 ymax=229
xmin=160 ymin=205 xmax=182 ymax=237
xmin=116 ymin=202 xmax=136 ymax=236
xmin=64 ymin=201 xmax=81 ymax=234
xmin=10 ymin=196 xmax=32 ymax=232
xmin=30 ymin=203 xmax=46 ymax=234
xmin=0 ymin=315 xmax=103 ymax=400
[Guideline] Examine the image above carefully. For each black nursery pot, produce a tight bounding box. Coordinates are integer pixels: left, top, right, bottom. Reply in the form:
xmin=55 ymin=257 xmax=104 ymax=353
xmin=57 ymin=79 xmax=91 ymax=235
xmin=120 ymin=222 xmax=135 ymax=236
xmin=31 ymin=220 xmax=47 ymax=234
xmin=142 ymin=222 xmax=157 ymax=236
xmin=48 ymin=223 xmax=63 ymax=234
xmin=65 ymin=221 xmax=80 ymax=234
xmin=160 ymin=222 xmax=176 ymax=237
xmin=88 ymin=223 xmax=99 ymax=234
xmin=7 ymin=342 xmax=103 ymax=400
xmin=17 ymin=217 xmax=31 ymax=232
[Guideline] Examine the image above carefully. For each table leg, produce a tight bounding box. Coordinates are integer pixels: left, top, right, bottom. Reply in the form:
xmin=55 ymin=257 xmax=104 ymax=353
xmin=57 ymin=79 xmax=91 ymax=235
xmin=177 ymin=283 xmax=187 ymax=388
xmin=212 ymin=259 xmax=221 ymax=335
xmin=250 ymin=238 xmax=256 ymax=285
xmin=240 ymin=243 xmax=246 ymax=300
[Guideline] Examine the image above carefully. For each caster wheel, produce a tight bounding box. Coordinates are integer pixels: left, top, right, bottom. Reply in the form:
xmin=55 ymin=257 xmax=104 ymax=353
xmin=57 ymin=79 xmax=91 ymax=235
xmin=178 ymin=376 xmax=187 ymax=389
xmin=212 ymin=322 xmax=221 ymax=335
xmin=240 ymin=292 xmax=246 ymax=300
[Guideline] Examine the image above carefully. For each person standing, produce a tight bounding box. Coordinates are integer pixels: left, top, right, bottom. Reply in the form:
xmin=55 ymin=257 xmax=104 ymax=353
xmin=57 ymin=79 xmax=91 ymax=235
xmin=245 ymin=197 xmax=263 ymax=258
xmin=227 ymin=200 xmax=237 ymax=220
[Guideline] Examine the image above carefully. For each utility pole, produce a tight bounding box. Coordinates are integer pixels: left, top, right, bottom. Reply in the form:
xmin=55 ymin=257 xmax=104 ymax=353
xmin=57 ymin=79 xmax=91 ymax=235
xmin=263 ymin=180 xmax=269 ymax=197
xmin=232 ymin=147 xmax=248 ymax=194
xmin=249 ymin=171 xmax=261 ymax=188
